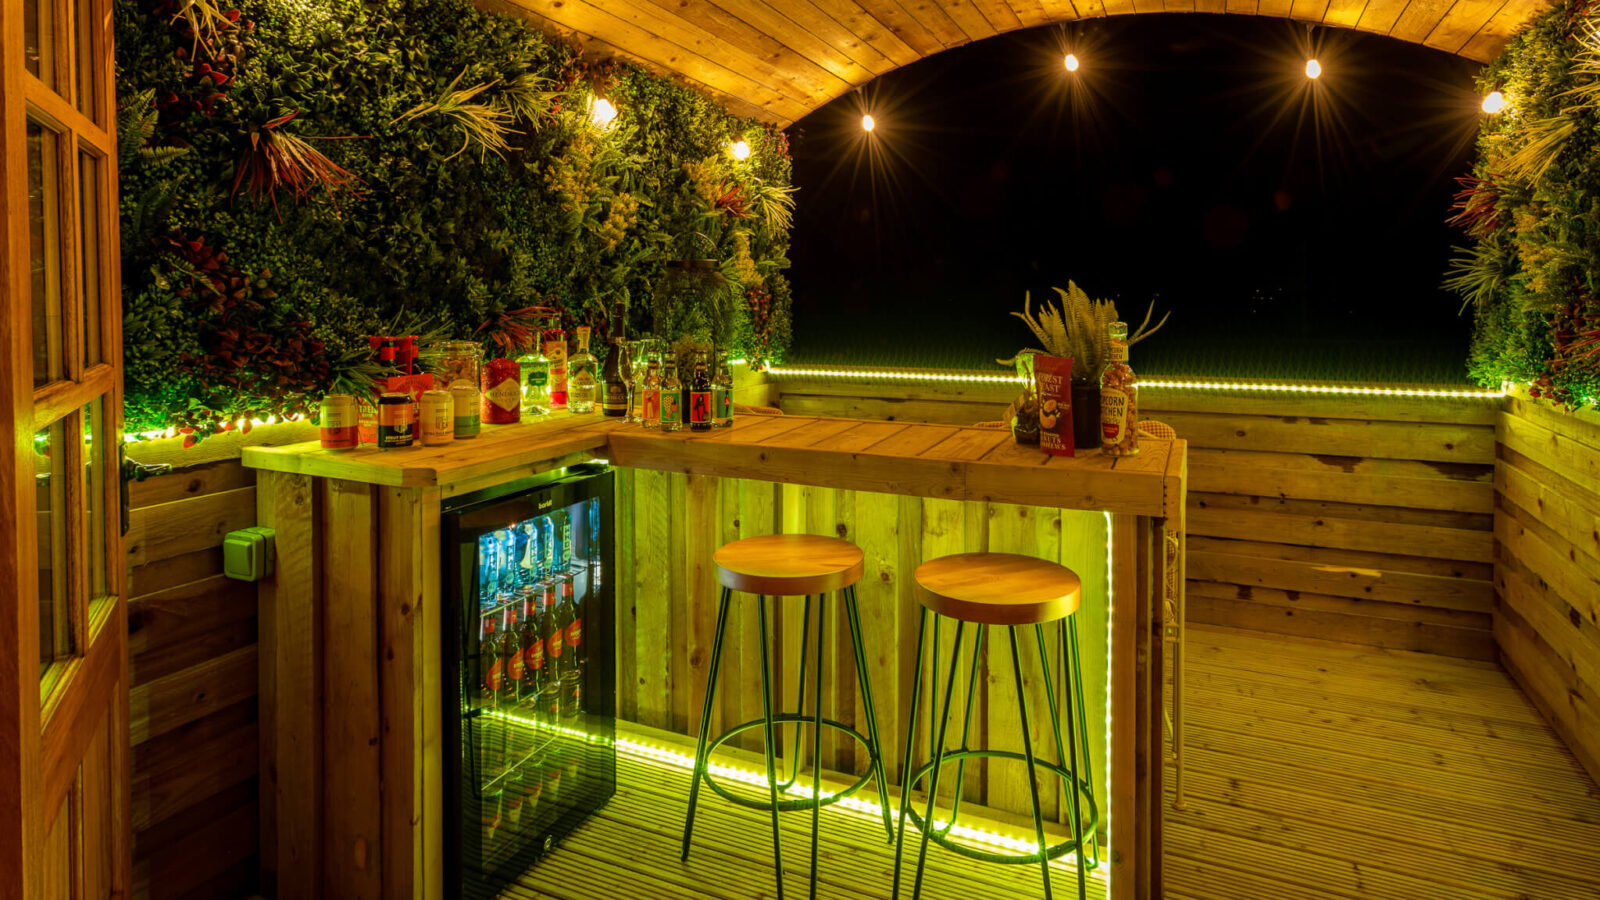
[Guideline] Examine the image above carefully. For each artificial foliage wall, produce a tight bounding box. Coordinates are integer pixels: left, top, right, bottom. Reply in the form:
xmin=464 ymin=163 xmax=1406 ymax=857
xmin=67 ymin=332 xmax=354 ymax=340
xmin=1450 ymin=0 xmax=1600 ymax=407
xmin=115 ymin=0 xmax=793 ymax=438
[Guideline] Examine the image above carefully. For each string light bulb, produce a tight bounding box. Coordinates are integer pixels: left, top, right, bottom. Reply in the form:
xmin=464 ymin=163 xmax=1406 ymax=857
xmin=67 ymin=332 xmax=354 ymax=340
xmin=730 ymin=138 xmax=752 ymax=160
xmin=1482 ymin=91 xmax=1506 ymax=114
xmin=862 ymin=113 xmax=876 ymax=132
xmin=1065 ymin=53 xmax=1080 ymax=72
xmin=588 ymin=96 xmax=618 ymax=129
xmin=1305 ymin=58 xmax=1322 ymax=79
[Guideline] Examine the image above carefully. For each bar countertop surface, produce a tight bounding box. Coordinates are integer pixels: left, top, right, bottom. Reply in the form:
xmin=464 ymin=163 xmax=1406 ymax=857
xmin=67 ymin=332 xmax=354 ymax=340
xmin=241 ymin=412 xmax=1185 ymax=517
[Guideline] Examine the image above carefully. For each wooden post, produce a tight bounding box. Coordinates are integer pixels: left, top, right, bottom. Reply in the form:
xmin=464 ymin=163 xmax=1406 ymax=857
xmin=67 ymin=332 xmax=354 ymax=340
xmin=256 ymin=470 xmax=322 ymax=899
xmin=1108 ymin=513 xmax=1138 ymax=900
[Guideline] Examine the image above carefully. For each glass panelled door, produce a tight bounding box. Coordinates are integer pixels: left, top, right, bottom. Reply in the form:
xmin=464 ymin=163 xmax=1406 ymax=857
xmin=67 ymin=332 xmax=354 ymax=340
xmin=3 ymin=0 xmax=128 ymax=892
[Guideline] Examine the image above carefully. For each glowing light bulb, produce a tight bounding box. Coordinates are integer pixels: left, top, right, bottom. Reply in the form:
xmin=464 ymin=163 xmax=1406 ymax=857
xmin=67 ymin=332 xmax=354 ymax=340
xmin=730 ymin=139 xmax=751 ymax=160
xmin=862 ymin=113 xmax=876 ymax=132
xmin=1305 ymin=59 xmax=1322 ymax=79
xmin=1482 ymin=91 xmax=1506 ymax=114
xmin=588 ymin=97 xmax=618 ymax=129
xmin=1065 ymin=53 xmax=1080 ymax=72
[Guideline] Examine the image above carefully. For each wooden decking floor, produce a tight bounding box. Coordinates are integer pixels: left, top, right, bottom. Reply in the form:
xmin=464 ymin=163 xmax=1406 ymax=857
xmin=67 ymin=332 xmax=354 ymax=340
xmin=499 ymin=626 xmax=1600 ymax=900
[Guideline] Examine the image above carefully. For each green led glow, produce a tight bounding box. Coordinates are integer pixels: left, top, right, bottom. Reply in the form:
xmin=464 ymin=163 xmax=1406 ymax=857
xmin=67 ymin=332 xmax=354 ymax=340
xmin=766 ymin=365 xmax=1508 ymax=399
xmin=1103 ymin=510 xmax=1114 ymax=899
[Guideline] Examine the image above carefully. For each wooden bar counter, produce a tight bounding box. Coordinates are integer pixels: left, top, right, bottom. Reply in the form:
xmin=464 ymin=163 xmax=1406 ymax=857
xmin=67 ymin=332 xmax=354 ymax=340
xmin=242 ymin=412 xmax=1185 ymax=900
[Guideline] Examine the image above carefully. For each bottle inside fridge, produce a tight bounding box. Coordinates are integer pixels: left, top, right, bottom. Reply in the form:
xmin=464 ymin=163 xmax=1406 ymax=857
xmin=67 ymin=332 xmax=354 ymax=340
xmin=444 ymin=465 xmax=614 ymax=896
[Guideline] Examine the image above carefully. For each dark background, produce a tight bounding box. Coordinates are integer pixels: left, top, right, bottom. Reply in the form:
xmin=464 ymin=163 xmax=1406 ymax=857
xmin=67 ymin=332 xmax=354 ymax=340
xmin=785 ymin=15 xmax=1485 ymax=382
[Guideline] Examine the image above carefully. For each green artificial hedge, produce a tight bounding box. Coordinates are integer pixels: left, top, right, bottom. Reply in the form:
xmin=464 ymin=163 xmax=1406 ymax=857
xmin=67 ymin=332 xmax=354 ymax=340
xmin=115 ymin=0 xmax=793 ymax=439
xmin=1450 ymin=0 xmax=1600 ymax=407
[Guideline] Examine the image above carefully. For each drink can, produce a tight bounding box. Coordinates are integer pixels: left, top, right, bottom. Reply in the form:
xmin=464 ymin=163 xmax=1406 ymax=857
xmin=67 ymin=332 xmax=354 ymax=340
xmin=319 ymin=393 xmax=359 ymax=450
xmin=377 ymin=392 xmax=414 ymax=449
xmin=451 ymin=381 xmax=481 ymax=438
xmin=419 ymin=390 xmax=453 ymax=446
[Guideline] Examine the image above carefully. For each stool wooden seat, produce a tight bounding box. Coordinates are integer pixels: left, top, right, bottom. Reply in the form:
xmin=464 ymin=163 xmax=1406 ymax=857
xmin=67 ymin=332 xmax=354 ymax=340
xmin=714 ymin=534 xmax=865 ymax=595
xmin=913 ymin=552 xmax=1081 ymax=626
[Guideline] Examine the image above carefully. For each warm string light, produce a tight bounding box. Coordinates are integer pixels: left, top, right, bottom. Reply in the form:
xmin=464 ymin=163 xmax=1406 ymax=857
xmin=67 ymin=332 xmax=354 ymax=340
xmin=861 ymin=113 xmax=876 ymax=132
xmin=730 ymin=138 xmax=752 ymax=160
xmin=1064 ymin=53 xmax=1080 ymax=73
xmin=1482 ymin=91 xmax=1507 ymax=114
xmin=1304 ymin=58 xmax=1322 ymax=79
xmin=588 ymin=96 xmax=618 ymax=129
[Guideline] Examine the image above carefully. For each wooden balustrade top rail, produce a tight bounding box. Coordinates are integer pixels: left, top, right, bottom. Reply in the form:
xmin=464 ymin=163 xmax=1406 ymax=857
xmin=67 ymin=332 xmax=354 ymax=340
xmin=242 ymin=413 xmax=1184 ymax=517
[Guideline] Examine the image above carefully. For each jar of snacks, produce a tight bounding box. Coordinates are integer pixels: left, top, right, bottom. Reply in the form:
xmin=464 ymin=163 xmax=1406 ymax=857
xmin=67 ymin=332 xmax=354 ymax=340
xmin=418 ymin=341 xmax=483 ymax=393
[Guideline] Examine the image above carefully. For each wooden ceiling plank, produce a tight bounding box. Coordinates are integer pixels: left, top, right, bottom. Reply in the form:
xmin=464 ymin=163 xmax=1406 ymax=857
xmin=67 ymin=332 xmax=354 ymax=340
xmin=1290 ymin=0 xmax=1331 ymax=19
xmin=753 ymin=0 xmax=904 ymax=74
xmin=934 ymin=0 xmax=1003 ymax=41
xmin=498 ymin=0 xmax=812 ymax=120
xmin=894 ymin=0 xmax=977 ymax=46
xmin=852 ymin=0 xmax=952 ymax=54
xmin=1034 ymin=0 xmax=1083 ymax=22
xmin=1165 ymin=0 xmax=1198 ymax=11
xmin=1458 ymin=0 xmax=1530 ymax=61
xmin=1193 ymin=0 xmax=1229 ymax=12
xmin=807 ymin=0 xmax=926 ymax=66
xmin=1009 ymin=0 xmax=1057 ymax=28
xmin=1225 ymin=0 xmax=1261 ymax=15
xmin=1067 ymin=0 xmax=1107 ymax=18
xmin=1257 ymin=0 xmax=1295 ymax=18
xmin=1132 ymin=0 xmax=1169 ymax=14
xmin=1355 ymin=0 xmax=1414 ymax=34
xmin=1389 ymin=0 xmax=1460 ymax=42
xmin=1322 ymin=0 xmax=1372 ymax=27
xmin=1424 ymin=0 xmax=1509 ymax=55
xmin=636 ymin=0 xmax=852 ymax=102
xmin=706 ymin=0 xmax=881 ymax=84
xmin=969 ymin=0 xmax=1027 ymax=30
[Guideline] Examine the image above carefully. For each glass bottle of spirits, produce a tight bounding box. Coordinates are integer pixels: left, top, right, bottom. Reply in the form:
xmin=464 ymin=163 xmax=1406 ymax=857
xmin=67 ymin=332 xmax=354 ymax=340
xmin=626 ymin=339 xmax=649 ymax=422
xmin=660 ymin=362 xmax=683 ymax=432
xmin=568 ymin=327 xmax=599 ymax=414
xmin=601 ymin=303 xmax=629 ymax=418
xmin=712 ymin=349 xmax=734 ymax=428
xmin=689 ymin=352 xmax=713 ymax=432
xmin=641 ymin=351 xmax=662 ymax=429
xmin=544 ymin=330 xmax=569 ymax=411
xmin=517 ymin=341 xmax=551 ymax=418
xmin=517 ymin=592 xmax=544 ymax=715
xmin=537 ymin=584 xmax=564 ymax=728
xmin=1099 ymin=321 xmax=1140 ymax=457
xmin=499 ymin=606 xmax=525 ymax=743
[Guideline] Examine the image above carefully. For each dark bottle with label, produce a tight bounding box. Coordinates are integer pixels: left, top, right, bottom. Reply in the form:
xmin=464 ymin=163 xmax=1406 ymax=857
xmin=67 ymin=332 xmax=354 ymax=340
xmin=537 ymin=585 xmax=564 ymax=727
xmin=601 ymin=301 xmax=629 ymax=417
xmin=479 ymin=618 xmax=505 ymax=780
xmin=517 ymin=593 xmax=544 ymax=713
xmin=500 ymin=606 xmax=525 ymax=713
xmin=688 ymin=352 xmax=713 ymax=432
xmin=559 ymin=577 xmax=583 ymax=724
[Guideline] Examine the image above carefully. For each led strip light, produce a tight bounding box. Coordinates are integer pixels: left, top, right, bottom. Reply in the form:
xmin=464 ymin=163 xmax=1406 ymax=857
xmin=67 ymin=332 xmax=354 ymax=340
xmin=766 ymin=365 xmax=1507 ymax=399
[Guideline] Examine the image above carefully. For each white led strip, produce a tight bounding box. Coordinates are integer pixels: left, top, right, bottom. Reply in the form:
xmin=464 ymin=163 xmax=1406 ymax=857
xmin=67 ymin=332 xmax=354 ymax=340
xmin=766 ymin=365 xmax=1507 ymax=399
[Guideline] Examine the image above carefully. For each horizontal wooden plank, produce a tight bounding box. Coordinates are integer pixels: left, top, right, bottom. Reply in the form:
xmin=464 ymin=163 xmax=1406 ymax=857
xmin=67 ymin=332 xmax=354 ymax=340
xmin=130 ymin=617 xmax=256 ymax=687
xmin=127 ymin=487 xmax=257 ymax=568
xmin=1156 ymin=411 xmax=1495 ymax=463
xmin=1192 ymin=490 xmax=1492 ymax=532
xmin=1496 ymin=445 xmax=1600 ymax=567
xmin=128 ymin=574 xmax=256 ymax=659
xmin=129 ymin=645 xmax=259 ymax=746
xmin=1505 ymin=391 xmax=1600 ymax=451
xmin=1189 ymin=447 xmax=1493 ymax=514
xmin=1187 ymin=586 xmax=1494 ymax=660
xmin=1188 ymin=548 xmax=1494 ymax=612
xmin=1497 ymin=410 xmax=1600 ymax=494
xmin=1496 ymin=604 xmax=1600 ymax=785
xmin=1495 ymin=497 xmax=1600 ymax=626
xmin=131 ymin=721 xmax=258 ymax=833
xmin=132 ymin=801 xmax=258 ymax=900
xmin=1496 ymin=562 xmax=1600 ymax=693
xmin=777 ymin=392 xmax=1004 ymax=425
xmin=1189 ymin=503 xmax=1492 ymax=562
xmin=129 ymin=547 xmax=224 ymax=598
xmin=128 ymin=460 xmax=256 ymax=508
xmin=1187 ymin=534 xmax=1492 ymax=581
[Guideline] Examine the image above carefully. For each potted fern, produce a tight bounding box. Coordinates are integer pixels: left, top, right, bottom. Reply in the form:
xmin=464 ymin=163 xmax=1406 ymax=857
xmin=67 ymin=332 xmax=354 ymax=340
xmin=1001 ymin=283 xmax=1167 ymax=449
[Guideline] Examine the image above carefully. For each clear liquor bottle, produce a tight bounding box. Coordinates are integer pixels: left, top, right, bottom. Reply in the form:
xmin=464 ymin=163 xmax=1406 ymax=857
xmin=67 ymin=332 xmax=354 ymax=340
xmin=516 ymin=342 xmax=551 ymax=417
xmin=602 ymin=302 xmax=629 ymax=418
xmin=568 ymin=327 xmax=599 ymax=414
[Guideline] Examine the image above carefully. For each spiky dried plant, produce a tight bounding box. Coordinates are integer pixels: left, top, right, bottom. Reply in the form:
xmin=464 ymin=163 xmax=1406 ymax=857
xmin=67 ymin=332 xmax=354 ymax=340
xmin=394 ymin=70 xmax=514 ymax=161
xmin=170 ymin=0 xmax=231 ymax=55
xmin=999 ymin=281 xmax=1168 ymax=381
xmin=230 ymin=111 xmax=362 ymax=215
xmin=474 ymin=305 xmax=562 ymax=357
xmin=499 ymin=72 xmax=562 ymax=124
xmin=1500 ymin=114 xmax=1578 ymax=185
xmin=1447 ymin=175 xmax=1503 ymax=239
xmin=743 ymin=177 xmax=797 ymax=232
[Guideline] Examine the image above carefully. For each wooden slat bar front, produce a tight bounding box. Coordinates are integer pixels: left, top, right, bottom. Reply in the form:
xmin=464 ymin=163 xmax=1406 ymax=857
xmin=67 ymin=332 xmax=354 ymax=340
xmin=242 ymin=413 xmax=1184 ymax=900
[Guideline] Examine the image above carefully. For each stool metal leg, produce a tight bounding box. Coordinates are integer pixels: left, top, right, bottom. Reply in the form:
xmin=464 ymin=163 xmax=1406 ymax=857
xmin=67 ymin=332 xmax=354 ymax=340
xmin=1009 ymin=628 xmax=1054 ymax=900
xmin=891 ymin=608 xmax=929 ymax=900
xmin=1035 ymin=625 xmax=1088 ymax=900
xmin=842 ymin=585 xmax=895 ymax=841
xmin=779 ymin=595 xmax=813 ymax=789
xmin=909 ymin=620 xmax=967 ymax=900
xmin=756 ymin=598 xmax=787 ymax=899
xmin=937 ymin=622 xmax=985 ymax=839
xmin=1067 ymin=616 xmax=1100 ymax=868
xmin=808 ymin=595 xmax=826 ymax=900
xmin=681 ymin=586 xmax=734 ymax=861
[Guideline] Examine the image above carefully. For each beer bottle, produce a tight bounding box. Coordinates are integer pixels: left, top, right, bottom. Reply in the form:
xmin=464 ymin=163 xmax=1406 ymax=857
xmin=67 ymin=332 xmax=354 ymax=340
xmin=538 ymin=585 xmax=564 ymax=727
xmin=641 ymin=353 xmax=662 ymax=429
xmin=689 ymin=352 xmax=713 ymax=432
xmin=660 ymin=363 xmax=682 ymax=432
xmin=713 ymin=349 xmax=734 ymax=428
xmin=479 ymin=618 xmax=505 ymax=779
xmin=500 ymin=607 xmax=525 ymax=730
xmin=518 ymin=593 xmax=544 ymax=713
xmin=559 ymin=577 xmax=583 ymax=724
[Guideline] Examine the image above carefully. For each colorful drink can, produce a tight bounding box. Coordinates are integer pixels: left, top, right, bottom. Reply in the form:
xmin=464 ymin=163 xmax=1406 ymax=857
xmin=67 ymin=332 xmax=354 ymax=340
xmin=419 ymin=389 xmax=453 ymax=446
xmin=319 ymin=393 xmax=359 ymax=450
xmin=451 ymin=381 xmax=481 ymax=439
xmin=377 ymin=392 xmax=414 ymax=449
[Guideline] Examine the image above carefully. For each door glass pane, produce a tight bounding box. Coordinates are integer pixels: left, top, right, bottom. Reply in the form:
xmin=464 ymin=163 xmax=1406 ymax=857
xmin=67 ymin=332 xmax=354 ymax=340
xmin=28 ymin=121 xmax=64 ymax=388
xmin=79 ymin=150 xmax=102 ymax=367
xmin=83 ymin=401 xmax=107 ymax=602
xmin=24 ymin=0 xmax=54 ymax=81
xmin=37 ymin=420 xmax=72 ymax=685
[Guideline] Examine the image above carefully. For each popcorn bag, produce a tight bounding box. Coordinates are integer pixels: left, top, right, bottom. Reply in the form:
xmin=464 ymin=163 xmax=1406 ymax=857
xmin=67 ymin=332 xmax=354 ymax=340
xmin=1035 ymin=355 xmax=1075 ymax=456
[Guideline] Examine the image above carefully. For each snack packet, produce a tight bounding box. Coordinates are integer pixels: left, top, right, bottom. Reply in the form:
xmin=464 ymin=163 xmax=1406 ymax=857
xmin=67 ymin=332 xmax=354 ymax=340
xmin=1035 ymin=355 xmax=1075 ymax=457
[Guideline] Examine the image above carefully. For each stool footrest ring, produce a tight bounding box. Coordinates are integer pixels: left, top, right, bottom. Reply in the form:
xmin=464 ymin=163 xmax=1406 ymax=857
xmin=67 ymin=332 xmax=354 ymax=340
xmin=902 ymin=749 xmax=1099 ymax=866
xmin=702 ymin=714 xmax=879 ymax=813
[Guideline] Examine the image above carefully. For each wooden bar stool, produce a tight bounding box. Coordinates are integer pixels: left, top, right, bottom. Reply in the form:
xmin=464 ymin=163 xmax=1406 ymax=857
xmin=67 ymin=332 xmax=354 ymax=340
xmin=893 ymin=553 xmax=1100 ymax=900
xmin=680 ymin=534 xmax=895 ymax=900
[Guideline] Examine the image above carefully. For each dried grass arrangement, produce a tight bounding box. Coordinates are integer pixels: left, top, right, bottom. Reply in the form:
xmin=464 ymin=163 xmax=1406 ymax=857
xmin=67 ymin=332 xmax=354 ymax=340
xmin=1000 ymin=282 xmax=1168 ymax=382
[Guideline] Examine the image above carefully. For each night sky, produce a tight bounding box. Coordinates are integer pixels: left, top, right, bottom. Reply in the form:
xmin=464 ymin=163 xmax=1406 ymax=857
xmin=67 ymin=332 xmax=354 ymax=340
xmin=785 ymin=16 xmax=1486 ymax=382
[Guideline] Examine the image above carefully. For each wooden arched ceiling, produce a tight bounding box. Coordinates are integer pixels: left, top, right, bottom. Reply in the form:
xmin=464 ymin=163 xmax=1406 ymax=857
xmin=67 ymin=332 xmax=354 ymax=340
xmin=478 ymin=0 xmax=1551 ymax=125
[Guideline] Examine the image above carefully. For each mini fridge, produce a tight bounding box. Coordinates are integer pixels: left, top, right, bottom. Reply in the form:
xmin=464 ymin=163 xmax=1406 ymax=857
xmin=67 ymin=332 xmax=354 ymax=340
xmin=442 ymin=464 xmax=616 ymax=899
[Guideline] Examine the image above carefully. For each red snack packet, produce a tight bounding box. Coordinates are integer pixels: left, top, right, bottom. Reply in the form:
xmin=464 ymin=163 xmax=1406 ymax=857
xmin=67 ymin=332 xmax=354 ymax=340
xmin=1035 ymin=355 xmax=1075 ymax=457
